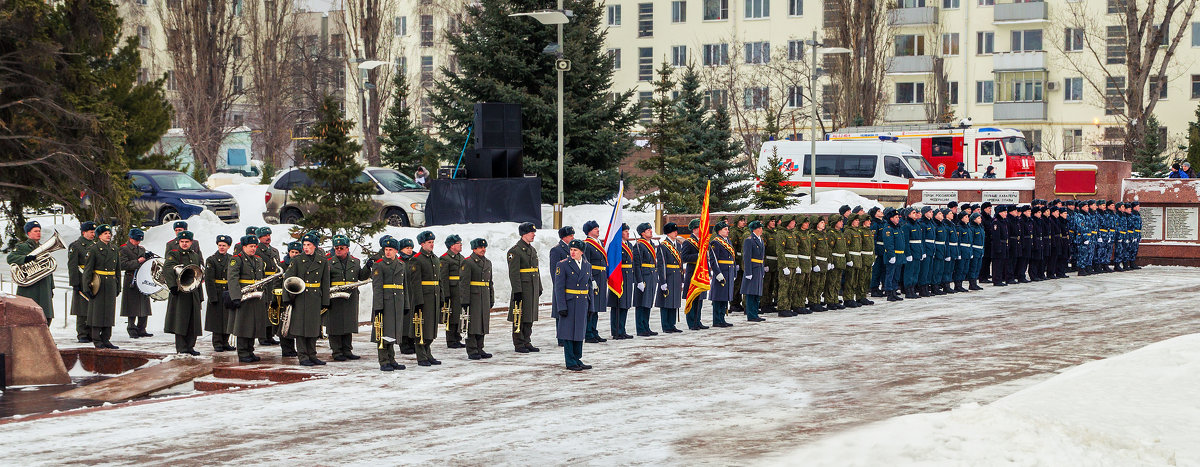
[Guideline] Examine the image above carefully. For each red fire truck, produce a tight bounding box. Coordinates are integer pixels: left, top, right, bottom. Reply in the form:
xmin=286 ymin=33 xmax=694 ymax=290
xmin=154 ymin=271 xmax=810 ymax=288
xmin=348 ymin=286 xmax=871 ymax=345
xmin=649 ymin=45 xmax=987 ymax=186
xmin=828 ymin=124 xmax=1036 ymax=178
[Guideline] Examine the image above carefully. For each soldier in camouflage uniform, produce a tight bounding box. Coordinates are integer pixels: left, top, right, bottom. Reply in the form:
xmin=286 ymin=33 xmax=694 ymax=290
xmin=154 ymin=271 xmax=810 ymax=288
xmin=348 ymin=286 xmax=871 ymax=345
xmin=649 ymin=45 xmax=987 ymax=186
xmin=825 ymin=214 xmax=849 ymax=309
xmin=774 ymin=216 xmax=800 ymax=318
xmin=809 ymin=216 xmax=831 ymax=312
xmin=794 ymin=215 xmax=815 ymax=314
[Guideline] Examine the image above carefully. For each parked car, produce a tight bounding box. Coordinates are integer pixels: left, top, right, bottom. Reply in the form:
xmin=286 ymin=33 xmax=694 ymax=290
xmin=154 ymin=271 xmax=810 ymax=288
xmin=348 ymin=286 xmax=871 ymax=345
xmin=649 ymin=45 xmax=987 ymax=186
xmin=128 ymin=170 xmax=241 ymax=225
xmin=262 ymin=167 xmax=428 ymax=227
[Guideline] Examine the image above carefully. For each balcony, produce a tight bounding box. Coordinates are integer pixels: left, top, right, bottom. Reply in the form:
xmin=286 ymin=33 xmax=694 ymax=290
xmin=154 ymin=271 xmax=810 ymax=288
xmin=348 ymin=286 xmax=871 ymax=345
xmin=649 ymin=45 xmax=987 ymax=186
xmin=993 ymin=101 xmax=1047 ymax=120
xmin=887 ymin=55 xmax=934 ymax=74
xmin=994 ymin=1 xmax=1047 ymax=23
xmin=885 ymin=103 xmax=929 ymax=122
xmin=993 ymin=51 xmax=1046 ymax=71
xmin=889 ymin=6 xmax=938 ymax=26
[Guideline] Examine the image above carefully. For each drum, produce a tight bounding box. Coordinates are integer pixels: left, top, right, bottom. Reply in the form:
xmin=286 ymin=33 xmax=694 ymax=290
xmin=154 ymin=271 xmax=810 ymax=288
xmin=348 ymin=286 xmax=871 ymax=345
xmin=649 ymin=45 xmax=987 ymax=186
xmin=135 ymin=258 xmax=169 ymax=301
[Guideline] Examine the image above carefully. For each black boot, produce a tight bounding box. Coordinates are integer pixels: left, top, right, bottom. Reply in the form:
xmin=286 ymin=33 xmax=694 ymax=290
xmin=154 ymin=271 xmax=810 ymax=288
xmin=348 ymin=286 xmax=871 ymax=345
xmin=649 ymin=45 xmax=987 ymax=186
xmin=886 ymin=290 xmax=903 ymax=302
xmin=858 ymin=297 xmax=875 ymax=306
xmin=904 ymin=287 xmax=918 ymax=299
xmin=918 ymin=285 xmax=930 ymax=297
xmin=871 ymin=288 xmax=885 ymax=298
xmin=844 ymin=299 xmax=860 ymax=308
xmin=954 ymin=281 xmax=968 ymax=293
xmin=968 ymin=279 xmax=982 ymax=291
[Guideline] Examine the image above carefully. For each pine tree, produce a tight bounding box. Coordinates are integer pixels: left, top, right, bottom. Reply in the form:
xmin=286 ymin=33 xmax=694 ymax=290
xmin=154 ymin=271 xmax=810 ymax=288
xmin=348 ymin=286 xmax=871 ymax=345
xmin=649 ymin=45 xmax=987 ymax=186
xmin=1187 ymin=102 xmax=1200 ymax=173
xmin=703 ymin=105 xmax=752 ymax=212
xmin=635 ymin=61 xmax=698 ymax=213
xmin=380 ymin=71 xmax=436 ymax=177
xmin=754 ymin=146 xmax=790 ymax=209
xmin=291 ymin=96 xmax=384 ymax=243
xmin=1133 ymin=115 xmax=1168 ymax=177
xmin=428 ymin=0 xmax=637 ymax=204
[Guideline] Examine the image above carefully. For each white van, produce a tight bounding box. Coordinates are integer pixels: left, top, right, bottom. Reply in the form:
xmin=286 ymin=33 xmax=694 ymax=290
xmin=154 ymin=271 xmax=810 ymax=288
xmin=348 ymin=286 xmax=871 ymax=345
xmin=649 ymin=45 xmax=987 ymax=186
xmin=758 ymin=140 xmax=938 ymax=203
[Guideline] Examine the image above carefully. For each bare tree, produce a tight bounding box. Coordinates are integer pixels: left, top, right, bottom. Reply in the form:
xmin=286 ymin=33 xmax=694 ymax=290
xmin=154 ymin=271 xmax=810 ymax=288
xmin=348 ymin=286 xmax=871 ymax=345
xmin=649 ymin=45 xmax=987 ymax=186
xmin=245 ymin=0 xmax=301 ymax=168
xmin=1055 ymin=0 xmax=1198 ymax=160
xmin=337 ymin=0 xmax=400 ymax=165
xmin=289 ymin=18 xmax=342 ymax=159
xmin=823 ymin=0 xmax=891 ymax=128
xmin=160 ymin=0 xmax=245 ymax=173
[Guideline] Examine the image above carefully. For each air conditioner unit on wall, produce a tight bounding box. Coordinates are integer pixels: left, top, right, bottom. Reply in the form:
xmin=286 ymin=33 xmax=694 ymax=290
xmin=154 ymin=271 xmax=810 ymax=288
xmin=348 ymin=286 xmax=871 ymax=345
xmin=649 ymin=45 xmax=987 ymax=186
xmin=1046 ymin=81 xmax=1058 ymax=91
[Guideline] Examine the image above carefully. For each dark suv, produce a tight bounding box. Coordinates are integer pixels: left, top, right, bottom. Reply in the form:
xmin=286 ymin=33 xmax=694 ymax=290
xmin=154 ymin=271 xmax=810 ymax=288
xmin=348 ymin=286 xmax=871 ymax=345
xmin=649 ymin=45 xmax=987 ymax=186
xmin=128 ymin=170 xmax=240 ymax=225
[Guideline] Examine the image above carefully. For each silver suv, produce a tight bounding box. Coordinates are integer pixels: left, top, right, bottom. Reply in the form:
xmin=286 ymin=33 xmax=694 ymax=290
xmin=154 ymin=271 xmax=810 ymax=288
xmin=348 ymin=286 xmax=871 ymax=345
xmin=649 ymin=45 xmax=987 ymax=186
xmin=262 ymin=167 xmax=428 ymax=227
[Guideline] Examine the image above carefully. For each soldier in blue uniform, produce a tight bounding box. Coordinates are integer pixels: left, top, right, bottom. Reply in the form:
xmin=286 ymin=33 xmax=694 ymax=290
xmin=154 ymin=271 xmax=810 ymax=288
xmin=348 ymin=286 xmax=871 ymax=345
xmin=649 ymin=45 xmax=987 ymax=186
xmin=929 ymin=209 xmax=948 ymax=294
xmin=918 ymin=207 xmax=937 ymax=297
xmin=1029 ymin=207 xmax=1046 ymax=281
xmin=607 ymin=224 xmax=636 ymax=339
xmin=554 ymin=240 xmax=594 ymax=371
xmin=953 ymin=212 xmax=972 ymax=292
xmin=1129 ymin=201 xmax=1143 ymax=269
xmin=990 ymin=206 xmax=1011 ymax=286
xmin=882 ymin=208 xmax=907 ymax=301
xmin=708 ymin=221 xmax=737 ymax=328
xmin=655 ymin=223 xmax=684 ymax=333
xmin=868 ymin=207 xmax=887 ymax=297
xmin=1072 ymin=202 xmax=1092 ymax=276
xmin=581 ymin=220 xmax=609 ymax=343
xmin=968 ymin=213 xmax=986 ymax=289
xmin=680 ymin=219 xmax=708 ymax=330
xmin=740 ymin=221 xmax=766 ymax=322
xmin=632 ymin=223 xmax=659 ymax=336
xmin=550 ymin=226 xmax=574 ymax=347
xmin=901 ymin=208 xmax=923 ymax=299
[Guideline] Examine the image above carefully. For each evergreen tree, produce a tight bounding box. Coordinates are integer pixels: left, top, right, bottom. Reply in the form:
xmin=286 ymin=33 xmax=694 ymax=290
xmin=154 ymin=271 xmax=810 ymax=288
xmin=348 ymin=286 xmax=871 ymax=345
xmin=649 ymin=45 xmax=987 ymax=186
xmin=703 ymin=105 xmax=752 ymax=212
xmin=754 ymin=146 xmax=790 ymax=209
xmin=428 ymin=0 xmax=637 ymax=204
xmin=1133 ymin=115 xmax=1168 ymax=177
xmin=291 ymin=96 xmax=384 ymax=243
xmin=1187 ymin=102 xmax=1200 ymax=172
xmin=635 ymin=61 xmax=698 ymax=213
xmin=380 ymin=71 xmax=437 ymax=176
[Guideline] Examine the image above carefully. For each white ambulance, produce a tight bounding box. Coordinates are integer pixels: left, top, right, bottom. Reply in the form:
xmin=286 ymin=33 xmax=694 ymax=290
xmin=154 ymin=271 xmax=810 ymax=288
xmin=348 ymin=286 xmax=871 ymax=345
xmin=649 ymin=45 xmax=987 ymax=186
xmin=757 ymin=140 xmax=938 ymax=203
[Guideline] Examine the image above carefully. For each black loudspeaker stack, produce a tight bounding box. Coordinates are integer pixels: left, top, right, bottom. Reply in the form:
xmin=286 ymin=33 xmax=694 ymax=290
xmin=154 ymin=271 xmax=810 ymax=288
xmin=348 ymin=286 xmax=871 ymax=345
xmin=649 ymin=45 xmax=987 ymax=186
xmin=465 ymin=103 xmax=523 ymax=178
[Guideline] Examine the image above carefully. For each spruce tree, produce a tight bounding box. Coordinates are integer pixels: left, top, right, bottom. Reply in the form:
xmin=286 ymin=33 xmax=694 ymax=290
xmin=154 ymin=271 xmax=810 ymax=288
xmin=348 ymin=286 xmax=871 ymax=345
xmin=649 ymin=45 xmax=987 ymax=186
xmin=380 ymin=71 xmax=437 ymax=177
xmin=703 ymin=104 xmax=752 ymax=212
xmin=754 ymin=146 xmax=790 ymax=209
xmin=635 ymin=61 xmax=698 ymax=213
xmin=428 ymin=0 xmax=637 ymax=204
xmin=1133 ymin=115 xmax=1168 ymax=177
xmin=1187 ymin=103 xmax=1200 ymax=172
xmin=292 ymin=96 xmax=384 ymax=243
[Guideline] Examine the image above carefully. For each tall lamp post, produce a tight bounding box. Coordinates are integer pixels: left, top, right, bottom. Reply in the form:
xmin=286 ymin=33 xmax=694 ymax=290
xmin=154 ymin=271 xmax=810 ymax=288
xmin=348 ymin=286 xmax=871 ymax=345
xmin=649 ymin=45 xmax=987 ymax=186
xmin=356 ymin=59 xmax=390 ymax=161
xmin=511 ymin=6 xmax=572 ymax=228
xmin=806 ymin=32 xmax=851 ymax=200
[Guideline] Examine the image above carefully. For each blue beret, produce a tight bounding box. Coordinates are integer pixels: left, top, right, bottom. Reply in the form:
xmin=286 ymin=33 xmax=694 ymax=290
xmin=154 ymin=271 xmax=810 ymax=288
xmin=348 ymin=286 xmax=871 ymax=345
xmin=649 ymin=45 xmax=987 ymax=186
xmin=379 ymin=235 xmax=393 ymax=247
xmin=173 ymin=221 xmax=188 ymax=230
xmin=331 ymin=235 xmax=349 ymax=247
xmin=176 ymin=230 xmax=194 ymax=241
xmin=416 ymin=231 xmax=435 ymax=244
xmin=256 ymin=227 xmax=272 ymax=237
xmin=470 ymin=238 xmax=487 ymax=249
xmin=444 ymin=234 xmax=462 ymax=247
xmin=80 ymin=221 xmax=97 ymax=232
xmin=582 ymin=220 xmax=600 ymax=234
xmin=129 ymin=228 xmax=144 ymax=240
xmin=558 ymin=226 xmax=575 ymax=239
xmin=239 ymin=235 xmax=258 ymax=246
xmin=398 ymin=238 xmax=414 ymax=250
xmin=216 ymin=235 xmax=233 ymax=245
xmin=24 ymin=221 xmax=40 ymax=233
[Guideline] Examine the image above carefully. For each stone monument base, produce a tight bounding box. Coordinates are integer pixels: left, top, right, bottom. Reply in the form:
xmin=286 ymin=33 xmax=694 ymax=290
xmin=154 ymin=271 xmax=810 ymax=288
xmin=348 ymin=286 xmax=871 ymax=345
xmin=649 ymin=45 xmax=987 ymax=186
xmin=0 ymin=294 xmax=70 ymax=386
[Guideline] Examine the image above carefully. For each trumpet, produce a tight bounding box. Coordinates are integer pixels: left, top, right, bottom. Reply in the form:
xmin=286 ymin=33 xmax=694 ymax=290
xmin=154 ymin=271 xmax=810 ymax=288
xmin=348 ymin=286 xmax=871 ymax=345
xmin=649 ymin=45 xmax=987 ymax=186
xmin=441 ymin=299 xmax=451 ymax=331
xmin=11 ymin=231 xmax=65 ymax=286
xmin=374 ymin=312 xmax=385 ymax=349
xmin=459 ymin=305 xmax=469 ymax=334
xmin=512 ymin=301 xmax=522 ymax=334
xmin=414 ymin=307 xmax=425 ymax=346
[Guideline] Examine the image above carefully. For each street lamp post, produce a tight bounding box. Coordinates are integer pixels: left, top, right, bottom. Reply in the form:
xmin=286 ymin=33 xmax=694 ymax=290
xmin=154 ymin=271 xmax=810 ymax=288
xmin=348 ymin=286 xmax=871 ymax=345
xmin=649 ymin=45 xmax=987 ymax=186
xmin=511 ymin=6 xmax=571 ymax=228
xmin=806 ymin=32 xmax=851 ymax=200
xmin=356 ymin=59 xmax=390 ymax=161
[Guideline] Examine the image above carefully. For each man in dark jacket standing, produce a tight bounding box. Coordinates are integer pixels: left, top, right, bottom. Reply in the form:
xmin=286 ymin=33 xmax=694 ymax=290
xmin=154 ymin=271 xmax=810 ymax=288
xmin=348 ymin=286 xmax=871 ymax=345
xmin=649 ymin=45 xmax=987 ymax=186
xmin=118 ymin=228 xmax=152 ymax=338
xmin=632 ymin=223 xmax=658 ymax=336
xmin=581 ymin=220 xmax=610 ymax=342
xmin=283 ymin=233 xmax=331 ymax=366
xmin=84 ymin=225 xmax=121 ymax=349
xmin=508 ymin=222 xmax=542 ymax=353
xmin=555 ymin=240 xmax=594 ymax=371
xmin=69 ymin=221 xmax=96 ymax=342
xmin=740 ymin=220 xmax=766 ymax=322
xmin=327 ymin=235 xmax=367 ymax=361
xmin=164 ymin=230 xmax=204 ymax=355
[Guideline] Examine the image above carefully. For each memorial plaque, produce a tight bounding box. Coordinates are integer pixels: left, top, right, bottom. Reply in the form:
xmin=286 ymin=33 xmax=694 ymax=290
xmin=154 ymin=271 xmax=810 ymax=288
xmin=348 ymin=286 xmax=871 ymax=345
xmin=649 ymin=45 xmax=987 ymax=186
xmin=1164 ymin=207 xmax=1199 ymax=241
xmin=1141 ymin=206 xmax=1163 ymax=241
xmin=921 ymin=191 xmax=958 ymax=205
xmin=981 ymin=191 xmax=1020 ymax=204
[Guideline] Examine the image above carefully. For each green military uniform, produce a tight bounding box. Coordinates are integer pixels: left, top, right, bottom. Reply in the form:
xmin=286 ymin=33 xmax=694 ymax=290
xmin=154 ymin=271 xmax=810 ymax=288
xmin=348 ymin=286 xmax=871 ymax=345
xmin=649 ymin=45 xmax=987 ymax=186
xmin=68 ymin=235 xmax=94 ymax=340
xmin=809 ymin=218 xmax=831 ymax=310
xmin=164 ymin=245 xmax=204 ymax=353
xmin=256 ymin=241 xmax=285 ymax=347
xmin=283 ymin=250 xmax=330 ymax=365
xmin=407 ymin=247 xmax=442 ymax=364
xmin=859 ymin=216 xmax=877 ymax=302
xmin=844 ymin=218 xmax=864 ymax=305
xmin=84 ymin=239 xmax=121 ymax=346
xmin=371 ymin=255 xmax=407 ymax=369
xmin=326 ymin=251 xmax=367 ymax=360
xmin=440 ymin=249 xmax=466 ymax=348
xmin=7 ymin=238 xmax=55 ymax=324
xmin=775 ymin=217 xmax=800 ymax=316
xmin=165 ymin=237 xmax=202 ymax=258
xmin=825 ymin=215 xmax=849 ymax=307
xmin=460 ymin=249 xmax=494 ymax=358
xmin=118 ymin=241 xmax=151 ymax=336
xmin=227 ymin=250 xmax=269 ymax=360
xmin=762 ymin=218 xmax=779 ymax=312
xmin=507 ymin=238 xmax=541 ymax=351
xmin=204 ymin=251 xmax=233 ymax=351
xmin=795 ymin=216 xmax=815 ymax=311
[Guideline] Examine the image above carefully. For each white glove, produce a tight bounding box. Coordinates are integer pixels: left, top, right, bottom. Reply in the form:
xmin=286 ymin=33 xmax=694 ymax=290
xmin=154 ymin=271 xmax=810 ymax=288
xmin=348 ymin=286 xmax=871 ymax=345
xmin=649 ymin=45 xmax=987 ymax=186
xmin=888 ymin=257 xmax=896 ymax=264
xmin=637 ymin=282 xmax=646 ymax=291
xmin=745 ymin=275 xmax=753 ymax=280
xmin=827 ymin=263 xmax=834 ymax=270
xmin=945 ymin=257 xmax=951 ymax=262
xmin=906 ymin=256 xmax=913 ymax=262
xmin=660 ymin=284 xmax=668 ymax=291
xmin=716 ymin=273 xmax=725 ymax=282
xmin=847 ymin=261 xmax=854 ymax=267
xmin=1084 ymin=240 xmax=1089 ymax=245
xmin=921 ymin=254 xmax=927 ymax=260
xmin=592 ymin=282 xmax=598 ymax=291
xmin=764 ymin=266 xmax=769 ymax=272
xmin=782 ymin=268 xmax=791 ymax=276
xmin=957 ymin=256 xmax=962 ymax=260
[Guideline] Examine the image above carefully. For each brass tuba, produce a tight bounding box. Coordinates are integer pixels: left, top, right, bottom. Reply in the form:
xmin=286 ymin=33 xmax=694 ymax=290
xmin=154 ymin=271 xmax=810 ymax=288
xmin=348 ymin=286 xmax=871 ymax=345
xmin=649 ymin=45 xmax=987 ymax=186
xmin=175 ymin=264 xmax=204 ymax=293
xmin=10 ymin=231 xmax=65 ymax=286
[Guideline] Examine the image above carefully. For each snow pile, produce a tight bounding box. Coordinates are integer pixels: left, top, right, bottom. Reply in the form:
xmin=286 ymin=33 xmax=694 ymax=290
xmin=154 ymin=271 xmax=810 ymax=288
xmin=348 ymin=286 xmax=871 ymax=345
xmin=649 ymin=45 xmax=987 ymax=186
xmin=763 ymin=333 xmax=1200 ymax=466
xmin=717 ymin=190 xmax=883 ymax=216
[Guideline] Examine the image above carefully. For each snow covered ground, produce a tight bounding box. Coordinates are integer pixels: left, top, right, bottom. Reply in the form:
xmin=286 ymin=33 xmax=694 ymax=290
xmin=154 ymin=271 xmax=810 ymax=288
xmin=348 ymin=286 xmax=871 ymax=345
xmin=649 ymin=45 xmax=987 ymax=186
xmin=0 ymin=263 xmax=1197 ymax=465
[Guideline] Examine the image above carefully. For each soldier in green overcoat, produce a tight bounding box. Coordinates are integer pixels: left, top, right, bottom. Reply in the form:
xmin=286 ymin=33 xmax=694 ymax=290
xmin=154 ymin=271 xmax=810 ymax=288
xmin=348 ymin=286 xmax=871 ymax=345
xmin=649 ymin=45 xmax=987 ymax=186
xmin=325 ymin=235 xmax=367 ymax=361
xmin=440 ymin=235 xmax=467 ymax=349
xmin=460 ymin=238 xmax=494 ymax=360
xmin=118 ymin=228 xmax=153 ymax=337
xmin=508 ymin=222 xmax=542 ymax=353
xmin=204 ymin=235 xmax=235 ymax=352
xmin=84 ymin=225 xmax=121 ymax=348
xmin=283 ymin=233 xmax=331 ymax=366
xmin=371 ymin=238 xmax=408 ymax=371
xmin=406 ymin=231 xmax=442 ymax=366
xmin=255 ymin=227 xmax=283 ymax=347
xmin=68 ymin=221 xmax=96 ymax=341
xmin=164 ymin=230 xmax=204 ymax=355
xmin=6 ymin=221 xmax=55 ymax=325
xmin=227 ymin=235 xmax=269 ymax=362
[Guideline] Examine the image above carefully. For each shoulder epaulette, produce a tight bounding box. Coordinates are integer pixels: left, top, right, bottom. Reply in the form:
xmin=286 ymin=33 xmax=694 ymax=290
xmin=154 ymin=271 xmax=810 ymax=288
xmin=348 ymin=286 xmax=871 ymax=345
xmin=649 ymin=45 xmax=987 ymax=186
xmin=375 ymin=258 xmax=384 ymax=263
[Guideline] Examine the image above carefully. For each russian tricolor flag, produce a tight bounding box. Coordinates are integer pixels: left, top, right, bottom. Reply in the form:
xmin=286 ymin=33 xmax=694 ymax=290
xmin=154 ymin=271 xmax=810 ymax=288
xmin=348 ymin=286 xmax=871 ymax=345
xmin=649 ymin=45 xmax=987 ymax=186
xmin=604 ymin=181 xmax=626 ymax=296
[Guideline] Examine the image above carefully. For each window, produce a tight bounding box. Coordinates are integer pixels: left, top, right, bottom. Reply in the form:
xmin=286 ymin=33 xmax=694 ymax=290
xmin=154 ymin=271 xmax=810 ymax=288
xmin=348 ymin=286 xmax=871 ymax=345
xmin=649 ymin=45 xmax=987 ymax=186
xmin=138 ymin=26 xmax=150 ymax=48
xmin=743 ymin=87 xmax=769 ymax=109
xmin=638 ymin=3 xmax=653 ymax=37
xmin=705 ymin=89 xmax=729 ymax=109
xmin=1024 ymin=130 xmax=1043 ymax=152
xmin=232 ymin=113 xmax=244 ymax=127
xmin=1064 ymin=28 xmax=1084 ymax=51
xmin=1011 ymin=29 xmax=1043 ymax=52
xmin=932 ymin=137 xmax=953 ymax=157
xmin=232 ymin=0 xmax=242 ymax=16
xmin=978 ymin=0 xmax=994 ymax=5
xmin=335 ymin=69 xmax=345 ymax=89
xmin=884 ymin=156 xmax=913 ymax=178
xmin=396 ymin=16 xmax=407 ymax=36
xmin=976 ymin=80 xmax=994 ymax=103
xmin=895 ymin=82 xmax=925 ymax=104
xmin=672 ymin=1 xmax=687 ymax=22
xmin=1107 ymin=0 xmax=1125 ymax=14
xmin=420 ymin=56 xmax=434 ymax=86
xmin=801 ymin=155 xmax=878 ymax=177
xmin=1193 ymin=22 xmax=1200 ymax=46
xmin=704 ymin=0 xmax=729 ymax=20
xmin=702 ymin=43 xmax=729 ymax=65
xmin=1103 ymin=126 xmax=1124 ymax=140
xmin=135 ymin=0 xmax=147 ymax=5
xmin=608 ymin=48 xmax=621 ymax=69
xmin=977 ymin=31 xmax=994 ymax=54
xmin=996 ymin=71 xmax=1045 ymax=102
xmin=1065 ymin=77 xmax=1083 ymax=101
xmin=949 ymin=81 xmax=959 ymax=105
xmin=943 ymin=0 xmax=960 ymax=8
xmin=745 ymin=0 xmax=769 ymax=18
xmin=1153 ymin=24 xmax=1169 ymax=46
xmin=639 ymin=91 xmax=653 ymax=123
xmin=608 ymin=5 xmax=622 ymax=26
xmin=1149 ymin=75 xmax=1168 ymax=100
xmin=789 ymin=0 xmax=803 ymax=15
xmin=787 ymin=86 xmax=804 ymax=107
xmin=671 ymin=45 xmax=688 ymax=66
xmin=980 ymin=140 xmax=996 ymax=156
xmin=137 ymin=68 xmax=149 ymax=85
xmin=449 ymin=54 xmax=459 ymax=74
xmin=420 ymin=97 xmax=432 ymax=126
xmin=1063 ymin=128 xmax=1083 ymax=153
xmin=899 ymin=0 xmax=926 ymax=7
xmin=942 ymin=33 xmax=960 ymax=55
xmin=639 ymin=47 xmax=653 ymax=81
xmin=1107 ymin=25 xmax=1126 ymax=64
xmin=420 ymin=15 xmax=434 ymax=47
xmin=788 ymin=40 xmax=804 ymax=61
xmin=166 ymin=70 xmax=176 ymax=91
xmin=331 ymin=34 xmax=344 ymax=58
xmin=396 ymin=56 xmax=407 ymax=74
xmin=1105 ymin=76 xmax=1125 ymax=115
xmin=232 ymin=75 xmax=243 ymax=93
xmin=895 ymin=34 xmax=926 ymax=56
xmin=1190 ymin=75 xmax=1200 ymax=99
xmin=745 ymin=41 xmax=770 ymax=64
